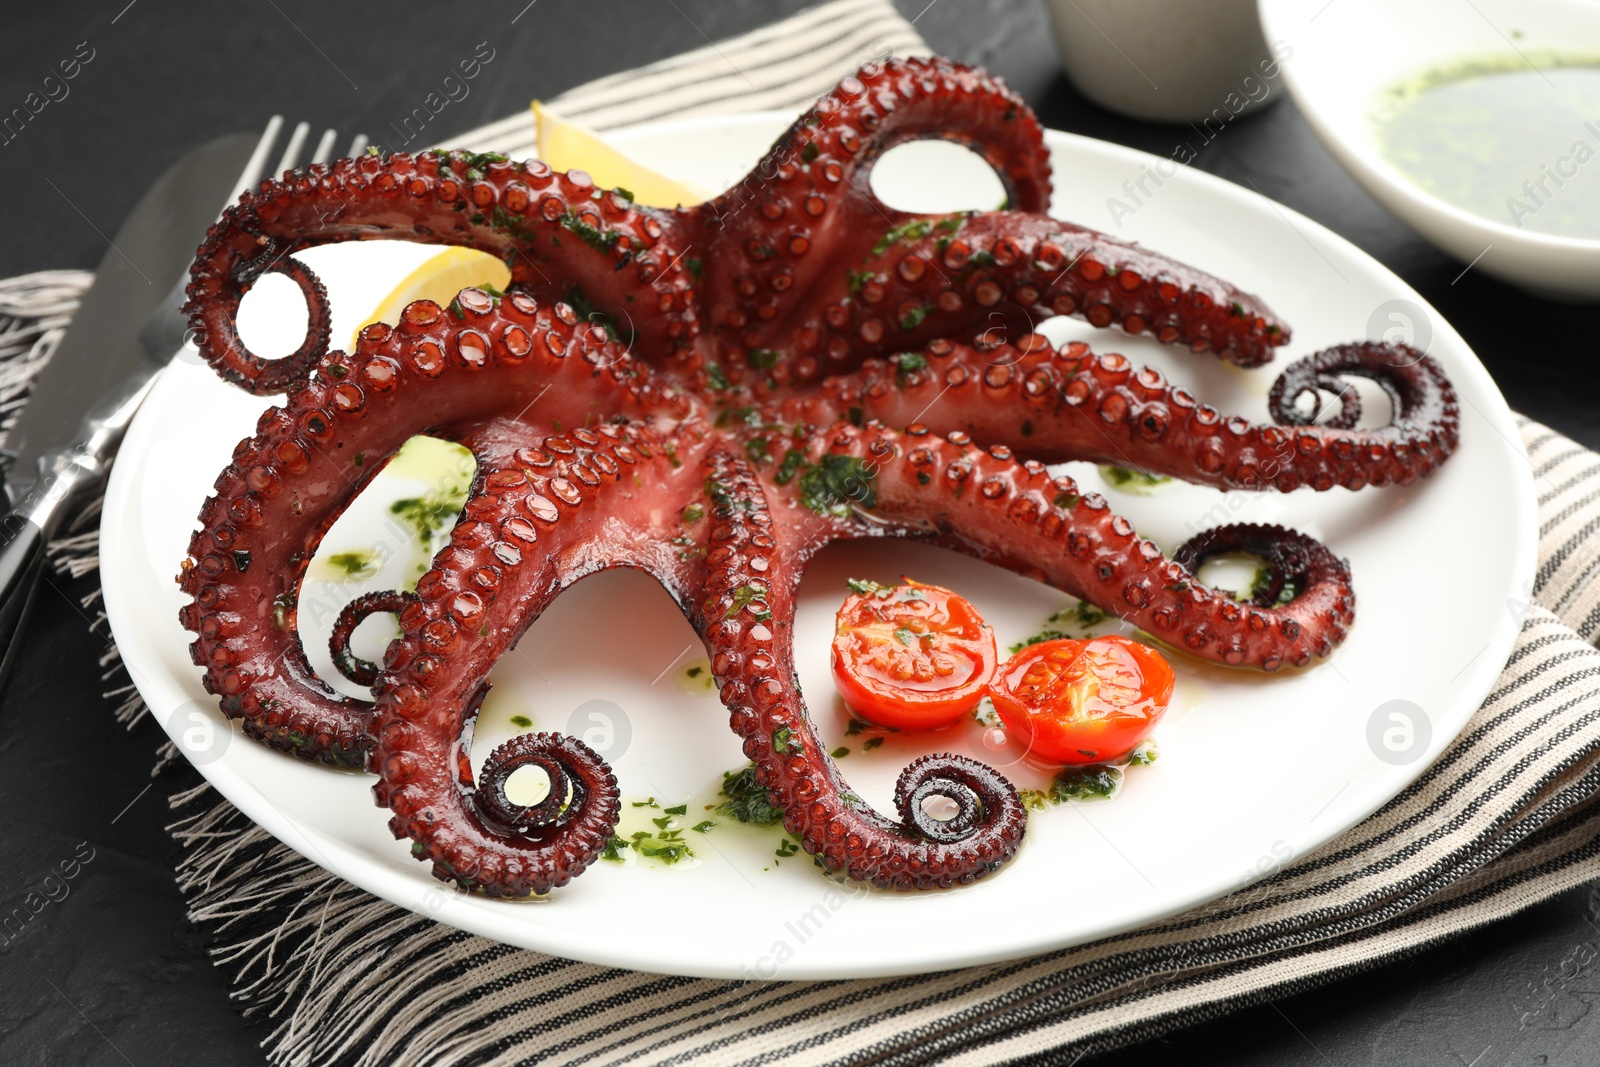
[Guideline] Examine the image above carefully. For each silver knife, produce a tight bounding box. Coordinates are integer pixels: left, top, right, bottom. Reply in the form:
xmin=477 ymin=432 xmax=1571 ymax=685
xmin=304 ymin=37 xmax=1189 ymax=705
xmin=0 ymin=127 xmax=275 ymax=683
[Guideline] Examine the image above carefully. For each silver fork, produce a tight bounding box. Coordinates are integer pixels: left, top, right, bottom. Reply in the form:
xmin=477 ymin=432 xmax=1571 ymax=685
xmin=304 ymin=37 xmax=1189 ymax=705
xmin=154 ymin=116 xmax=367 ymax=366
xmin=0 ymin=117 xmax=367 ymax=680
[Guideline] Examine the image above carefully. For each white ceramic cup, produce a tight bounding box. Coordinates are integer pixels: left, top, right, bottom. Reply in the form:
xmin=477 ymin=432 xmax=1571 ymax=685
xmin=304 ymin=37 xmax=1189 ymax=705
xmin=1043 ymin=0 xmax=1285 ymax=122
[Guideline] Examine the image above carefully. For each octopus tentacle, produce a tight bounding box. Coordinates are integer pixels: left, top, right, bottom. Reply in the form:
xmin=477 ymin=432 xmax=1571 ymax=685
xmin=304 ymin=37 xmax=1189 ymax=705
xmin=330 ymin=591 xmax=416 ymax=687
xmin=185 ymin=152 xmax=697 ymax=394
xmin=775 ymin=210 xmax=1289 ymax=380
xmin=172 ymin=58 xmax=1458 ymax=899
xmin=693 ymin=448 xmax=1027 ymax=889
xmin=775 ymin=422 xmax=1354 ymax=670
xmin=1173 ymin=523 xmax=1344 ymax=612
xmin=370 ymin=426 xmax=703 ymax=896
xmin=178 ymin=291 xmax=684 ymax=767
xmin=772 ymin=335 xmax=1459 ymax=491
xmin=693 ymin=57 xmax=1287 ymax=387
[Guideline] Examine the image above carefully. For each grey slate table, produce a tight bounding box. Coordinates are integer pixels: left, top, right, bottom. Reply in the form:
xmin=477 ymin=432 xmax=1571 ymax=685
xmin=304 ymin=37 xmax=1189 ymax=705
xmin=1 ymin=2 xmax=1595 ymax=1064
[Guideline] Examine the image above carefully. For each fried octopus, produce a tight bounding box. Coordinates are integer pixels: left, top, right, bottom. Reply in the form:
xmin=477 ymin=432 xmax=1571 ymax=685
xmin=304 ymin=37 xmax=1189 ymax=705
xmin=176 ymin=58 xmax=1460 ymax=897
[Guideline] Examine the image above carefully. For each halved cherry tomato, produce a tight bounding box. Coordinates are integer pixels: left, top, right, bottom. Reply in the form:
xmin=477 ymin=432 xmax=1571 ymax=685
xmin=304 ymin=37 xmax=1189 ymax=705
xmin=830 ymin=579 xmax=997 ymax=730
xmin=989 ymin=636 xmax=1174 ymax=765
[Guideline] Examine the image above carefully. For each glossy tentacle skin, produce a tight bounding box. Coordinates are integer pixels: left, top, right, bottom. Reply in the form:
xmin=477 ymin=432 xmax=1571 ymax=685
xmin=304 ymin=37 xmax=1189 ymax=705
xmin=184 ymin=152 xmax=698 ymax=394
xmin=178 ymin=289 xmax=690 ymax=768
xmin=175 ymin=58 xmax=1463 ymax=897
xmin=689 ymin=449 xmax=1028 ymax=888
xmin=185 ymin=56 xmax=1293 ymax=401
xmin=772 ymin=336 xmax=1459 ymax=491
xmin=369 ymin=426 xmax=700 ymax=897
xmin=766 ymin=423 xmax=1355 ymax=670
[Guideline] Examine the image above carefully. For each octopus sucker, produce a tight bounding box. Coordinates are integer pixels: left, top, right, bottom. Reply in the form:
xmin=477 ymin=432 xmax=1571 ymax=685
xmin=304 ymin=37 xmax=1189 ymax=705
xmin=775 ymin=336 xmax=1459 ymax=491
xmin=175 ymin=58 xmax=1458 ymax=896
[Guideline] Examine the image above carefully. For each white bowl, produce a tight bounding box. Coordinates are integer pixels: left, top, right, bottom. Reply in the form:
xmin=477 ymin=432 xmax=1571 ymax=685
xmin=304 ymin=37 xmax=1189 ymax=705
xmin=1259 ymin=0 xmax=1600 ymax=300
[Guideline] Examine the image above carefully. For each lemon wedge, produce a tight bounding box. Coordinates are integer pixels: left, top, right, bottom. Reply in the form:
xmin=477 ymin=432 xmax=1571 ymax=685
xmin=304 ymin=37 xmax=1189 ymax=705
xmin=349 ymin=247 xmax=511 ymax=350
xmin=532 ymin=100 xmax=711 ymax=208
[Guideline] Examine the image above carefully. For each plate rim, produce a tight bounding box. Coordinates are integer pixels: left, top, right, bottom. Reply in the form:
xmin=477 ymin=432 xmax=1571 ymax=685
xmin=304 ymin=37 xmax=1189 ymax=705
xmin=99 ymin=110 xmax=1538 ymax=980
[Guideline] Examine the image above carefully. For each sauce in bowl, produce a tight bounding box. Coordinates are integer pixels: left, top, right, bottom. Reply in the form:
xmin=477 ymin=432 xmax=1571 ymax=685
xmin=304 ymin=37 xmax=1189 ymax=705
xmin=1375 ymin=57 xmax=1600 ymax=240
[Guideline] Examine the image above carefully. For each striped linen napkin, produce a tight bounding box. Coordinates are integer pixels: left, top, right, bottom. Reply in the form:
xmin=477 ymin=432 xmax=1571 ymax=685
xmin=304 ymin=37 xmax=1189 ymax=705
xmin=5 ymin=1 xmax=1597 ymax=1063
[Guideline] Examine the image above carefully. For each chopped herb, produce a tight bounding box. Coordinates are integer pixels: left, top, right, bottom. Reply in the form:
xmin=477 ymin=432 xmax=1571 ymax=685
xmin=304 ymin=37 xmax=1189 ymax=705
xmin=800 ymin=141 xmax=819 ymax=163
xmin=632 ymin=797 xmax=659 ymax=809
xmin=1008 ymin=630 xmax=1071 ymax=655
xmin=559 ymin=210 xmax=620 ymax=253
xmin=773 ymin=448 xmax=809 ymax=486
xmin=326 ymin=362 xmax=348 ymax=379
xmin=775 ymin=837 xmax=801 ymax=859
xmin=716 ymin=764 xmax=784 ymax=825
xmin=745 ymin=437 xmax=771 ymax=464
xmin=798 ymin=454 xmax=878 ymax=517
xmin=510 ymin=715 xmax=533 ymax=729
xmin=232 ymin=549 xmax=252 ymax=573
xmin=861 ymin=736 xmax=884 ymax=751
xmin=898 ymin=305 xmax=930 ymax=331
xmin=630 ymin=828 xmax=693 ymax=863
xmin=691 ymin=820 xmax=715 ymax=833
xmin=681 ymin=503 xmax=705 ymax=523
xmin=686 ymin=256 xmax=704 ymax=279
xmin=871 ymin=218 xmax=932 ymax=256
xmin=917 ymin=471 xmax=932 ymax=485
xmin=846 ymin=269 xmax=871 ymax=294
xmin=663 ymin=442 xmax=681 ymax=468
xmin=894 ymin=351 xmax=928 ymax=382
xmin=772 ymin=725 xmax=797 ymax=753
xmin=746 ymin=348 xmax=780 ymax=370
xmin=893 ymin=626 xmax=919 ymax=646
xmin=1050 ymin=765 xmax=1123 ymax=802
xmin=1127 ymin=741 xmax=1159 ymax=766
xmin=1019 ymin=789 xmax=1050 ymax=812
xmin=1054 ymin=491 xmax=1080 ymax=509
xmin=601 ymin=836 xmax=630 ymax=862
xmin=727 ymin=584 xmax=772 ymax=621
xmin=969 ymin=249 xmax=996 ymax=267
xmin=664 ymin=804 xmax=687 ymax=816
xmin=705 ymin=362 xmax=730 ymax=390
xmin=1071 ymin=600 xmax=1109 ymax=628
xmin=390 ymin=473 xmax=471 ymax=560
xmin=686 ymin=666 xmax=703 ymax=678
xmin=327 ymin=550 xmax=379 ymax=579
xmin=934 ymin=215 xmax=964 ymax=235
xmin=1099 ymin=465 xmax=1173 ymax=490
xmin=846 ymin=405 xmax=863 ymax=427
xmin=613 ymin=186 xmax=635 ymax=204
xmin=831 ymin=746 xmax=849 ymax=758
xmin=846 ymin=577 xmax=886 ymax=596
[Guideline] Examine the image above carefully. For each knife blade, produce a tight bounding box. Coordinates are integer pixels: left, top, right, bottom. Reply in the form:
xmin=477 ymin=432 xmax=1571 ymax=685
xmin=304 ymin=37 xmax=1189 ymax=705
xmin=0 ymin=130 xmax=268 ymax=683
xmin=5 ymin=132 xmax=262 ymax=486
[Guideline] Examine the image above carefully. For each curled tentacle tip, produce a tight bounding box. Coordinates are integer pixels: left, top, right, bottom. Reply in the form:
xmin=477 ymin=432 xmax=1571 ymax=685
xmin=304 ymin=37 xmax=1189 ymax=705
xmin=330 ymin=590 xmax=416 ymax=687
xmin=1173 ymin=522 xmax=1351 ymax=610
xmin=474 ymin=732 xmax=621 ymax=842
xmin=894 ymin=753 xmax=1027 ymax=845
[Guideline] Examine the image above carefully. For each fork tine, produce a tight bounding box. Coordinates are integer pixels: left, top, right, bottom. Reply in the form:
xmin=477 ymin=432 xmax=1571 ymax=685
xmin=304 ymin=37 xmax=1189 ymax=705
xmin=219 ymin=115 xmax=285 ymax=217
xmin=309 ymin=127 xmax=339 ymax=165
xmin=275 ymin=121 xmax=311 ymax=175
xmin=346 ymin=132 xmax=369 ymax=157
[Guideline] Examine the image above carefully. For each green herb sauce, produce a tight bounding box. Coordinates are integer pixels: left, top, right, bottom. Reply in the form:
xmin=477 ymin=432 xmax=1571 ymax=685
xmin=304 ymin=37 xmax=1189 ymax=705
xmin=1375 ymin=56 xmax=1600 ymax=239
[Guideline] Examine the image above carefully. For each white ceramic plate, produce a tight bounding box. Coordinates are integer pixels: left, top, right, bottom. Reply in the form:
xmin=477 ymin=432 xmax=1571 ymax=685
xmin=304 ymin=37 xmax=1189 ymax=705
xmin=1259 ymin=0 xmax=1600 ymax=300
xmin=101 ymin=112 xmax=1534 ymax=980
